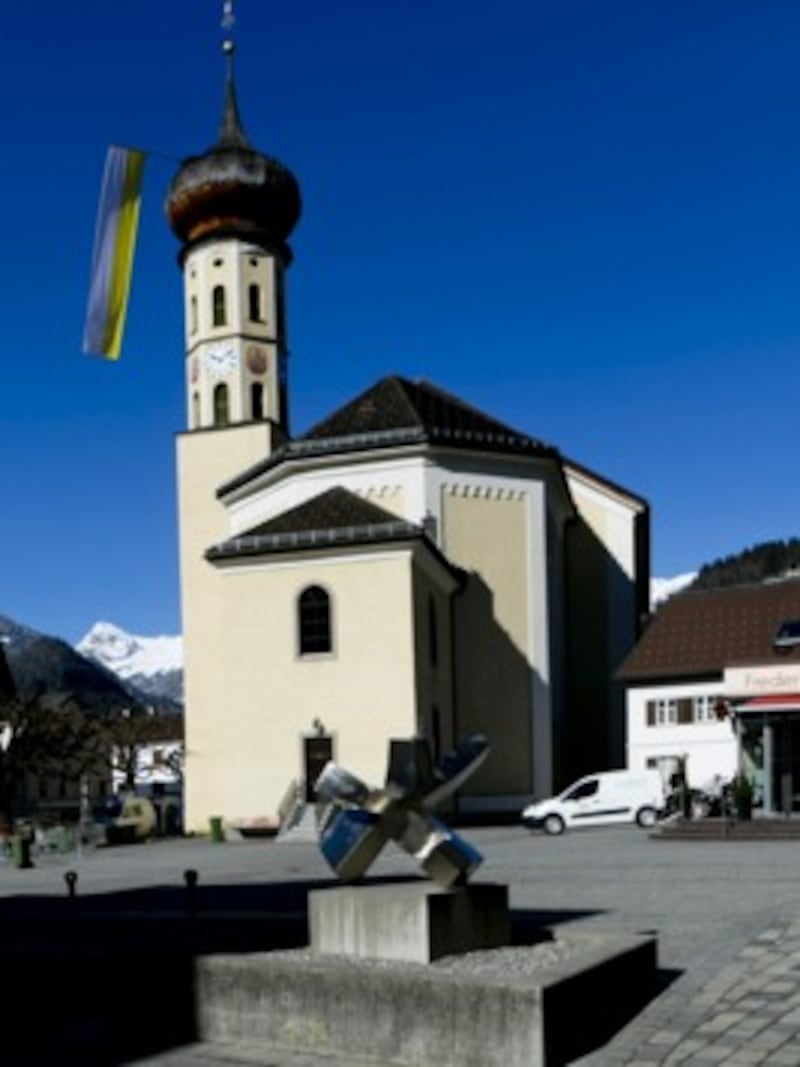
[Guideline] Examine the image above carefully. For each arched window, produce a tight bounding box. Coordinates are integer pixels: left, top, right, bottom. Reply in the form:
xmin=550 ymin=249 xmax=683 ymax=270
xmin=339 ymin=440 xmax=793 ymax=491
xmin=190 ymin=294 xmax=198 ymax=333
xmin=213 ymin=383 xmax=229 ymax=427
xmin=192 ymin=391 xmax=200 ymax=428
xmin=251 ymin=382 xmax=264 ymax=420
xmin=248 ymin=284 xmax=262 ymax=322
xmin=299 ymin=585 xmax=332 ymax=655
xmin=212 ymin=285 xmax=227 ymax=326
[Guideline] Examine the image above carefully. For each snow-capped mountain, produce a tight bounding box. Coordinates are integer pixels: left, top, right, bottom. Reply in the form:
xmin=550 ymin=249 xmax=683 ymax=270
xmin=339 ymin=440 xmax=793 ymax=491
xmin=650 ymin=572 xmax=696 ymax=609
xmin=0 ymin=614 xmax=139 ymax=716
xmin=77 ymin=621 xmax=183 ymax=710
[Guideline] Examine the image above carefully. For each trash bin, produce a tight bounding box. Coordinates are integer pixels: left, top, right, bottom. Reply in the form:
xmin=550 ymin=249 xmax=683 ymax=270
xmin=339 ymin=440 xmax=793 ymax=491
xmin=209 ymin=816 xmax=225 ymax=843
xmin=10 ymin=835 xmax=33 ymax=869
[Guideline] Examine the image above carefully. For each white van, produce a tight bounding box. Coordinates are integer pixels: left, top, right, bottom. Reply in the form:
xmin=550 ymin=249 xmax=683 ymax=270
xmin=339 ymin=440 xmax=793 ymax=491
xmin=521 ymin=770 xmax=666 ymax=835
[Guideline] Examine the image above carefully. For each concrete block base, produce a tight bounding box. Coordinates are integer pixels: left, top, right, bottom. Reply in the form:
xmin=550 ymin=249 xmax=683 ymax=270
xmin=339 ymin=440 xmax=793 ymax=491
xmin=309 ymin=881 xmax=510 ymax=963
xmin=196 ymin=931 xmax=658 ymax=1067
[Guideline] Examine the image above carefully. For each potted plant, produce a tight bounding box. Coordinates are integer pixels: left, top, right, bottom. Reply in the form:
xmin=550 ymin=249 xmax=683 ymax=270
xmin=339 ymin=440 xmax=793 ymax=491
xmin=731 ymin=773 xmax=754 ymax=821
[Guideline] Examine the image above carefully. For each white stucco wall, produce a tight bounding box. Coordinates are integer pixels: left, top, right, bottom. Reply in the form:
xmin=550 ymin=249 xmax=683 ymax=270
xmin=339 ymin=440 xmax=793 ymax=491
xmin=626 ymin=681 xmax=737 ymax=788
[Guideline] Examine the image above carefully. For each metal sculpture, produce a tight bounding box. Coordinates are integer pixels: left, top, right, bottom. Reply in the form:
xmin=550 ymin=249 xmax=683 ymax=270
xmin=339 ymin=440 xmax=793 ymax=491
xmin=315 ymin=734 xmax=489 ymax=887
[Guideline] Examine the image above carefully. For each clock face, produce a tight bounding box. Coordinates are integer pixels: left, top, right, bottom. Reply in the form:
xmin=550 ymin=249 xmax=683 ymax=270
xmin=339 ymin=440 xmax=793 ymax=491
xmin=204 ymin=343 xmax=239 ymax=378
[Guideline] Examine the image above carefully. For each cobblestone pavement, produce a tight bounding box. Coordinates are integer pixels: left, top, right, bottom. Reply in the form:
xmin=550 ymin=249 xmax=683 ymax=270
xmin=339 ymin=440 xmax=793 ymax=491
xmin=575 ymin=911 xmax=800 ymax=1066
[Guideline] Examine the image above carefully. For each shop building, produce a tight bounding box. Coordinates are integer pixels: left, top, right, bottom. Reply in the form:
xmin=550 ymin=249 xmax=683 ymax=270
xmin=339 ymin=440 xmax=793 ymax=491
xmin=620 ymin=577 xmax=800 ymax=812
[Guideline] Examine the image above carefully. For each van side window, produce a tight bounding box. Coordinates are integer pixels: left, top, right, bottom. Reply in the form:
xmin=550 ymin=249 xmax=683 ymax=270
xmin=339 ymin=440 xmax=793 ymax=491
xmin=565 ymin=780 xmax=598 ymax=801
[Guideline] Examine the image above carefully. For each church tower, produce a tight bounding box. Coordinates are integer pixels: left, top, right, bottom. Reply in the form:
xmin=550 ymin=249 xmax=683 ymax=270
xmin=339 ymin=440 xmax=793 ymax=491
xmin=166 ymin=20 xmax=301 ymax=833
xmin=166 ymin=39 xmax=301 ymax=435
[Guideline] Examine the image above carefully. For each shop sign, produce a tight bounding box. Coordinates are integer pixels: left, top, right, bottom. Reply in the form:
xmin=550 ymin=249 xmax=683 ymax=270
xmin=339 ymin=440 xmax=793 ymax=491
xmin=724 ymin=665 xmax=800 ymax=695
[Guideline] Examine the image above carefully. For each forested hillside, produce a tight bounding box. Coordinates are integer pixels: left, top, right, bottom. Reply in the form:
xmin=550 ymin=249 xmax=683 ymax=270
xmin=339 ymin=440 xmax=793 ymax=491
xmin=692 ymin=539 xmax=800 ymax=591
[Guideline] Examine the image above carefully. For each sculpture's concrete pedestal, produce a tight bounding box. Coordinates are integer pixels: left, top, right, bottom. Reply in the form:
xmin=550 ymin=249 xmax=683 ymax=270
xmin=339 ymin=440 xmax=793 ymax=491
xmin=195 ymin=932 xmax=658 ymax=1066
xmin=309 ymin=882 xmax=510 ymax=963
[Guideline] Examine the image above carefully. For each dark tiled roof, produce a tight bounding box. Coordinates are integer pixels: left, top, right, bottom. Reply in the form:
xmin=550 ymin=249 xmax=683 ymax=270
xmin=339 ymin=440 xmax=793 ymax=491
xmin=304 ymin=376 xmax=553 ymax=451
xmin=219 ymin=375 xmax=558 ymax=497
xmin=618 ymin=578 xmax=800 ymax=683
xmin=207 ymin=486 xmax=434 ymax=562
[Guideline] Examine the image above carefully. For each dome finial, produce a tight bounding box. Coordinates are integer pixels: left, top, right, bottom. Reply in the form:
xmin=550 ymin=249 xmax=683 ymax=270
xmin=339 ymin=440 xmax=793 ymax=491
xmin=218 ymin=0 xmax=249 ymax=149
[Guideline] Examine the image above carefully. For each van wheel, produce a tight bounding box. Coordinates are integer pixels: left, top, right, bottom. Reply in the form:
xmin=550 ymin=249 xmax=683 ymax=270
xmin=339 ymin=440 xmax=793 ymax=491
xmin=636 ymin=806 xmax=657 ymax=828
xmin=543 ymin=813 xmax=565 ymax=836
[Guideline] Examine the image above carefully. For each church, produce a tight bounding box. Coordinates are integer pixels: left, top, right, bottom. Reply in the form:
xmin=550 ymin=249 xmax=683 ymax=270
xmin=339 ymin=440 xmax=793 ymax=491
xmin=167 ymin=42 xmax=650 ymax=834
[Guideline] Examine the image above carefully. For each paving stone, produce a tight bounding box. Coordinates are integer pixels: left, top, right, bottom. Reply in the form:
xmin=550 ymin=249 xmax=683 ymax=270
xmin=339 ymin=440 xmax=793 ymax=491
xmin=750 ymin=1029 xmax=791 ymax=1051
xmin=757 ymin=930 xmax=783 ymax=943
xmin=764 ymin=981 xmax=797 ymax=994
xmin=690 ymin=1045 xmax=736 ymax=1062
xmin=725 ymin=1052 xmax=766 ymax=1066
xmin=648 ymin=1030 xmax=684 ymax=1047
xmin=734 ymin=996 xmax=770 ymax=1011
xmin=663 ymin=1038 xmax=706 ymax=1063
xmin=696 ymin=1011 xmax=746 ymax=1035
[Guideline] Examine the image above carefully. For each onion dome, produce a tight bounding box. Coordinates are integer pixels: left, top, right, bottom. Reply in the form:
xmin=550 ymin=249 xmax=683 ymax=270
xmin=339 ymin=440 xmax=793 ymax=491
xmin=166 ymin=48 xmax=301 ymax=254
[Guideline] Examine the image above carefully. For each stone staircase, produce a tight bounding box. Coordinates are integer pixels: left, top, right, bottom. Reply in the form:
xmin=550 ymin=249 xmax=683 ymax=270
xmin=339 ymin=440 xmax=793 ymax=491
xmin=277 ymin=800 xmax=319 ymax=842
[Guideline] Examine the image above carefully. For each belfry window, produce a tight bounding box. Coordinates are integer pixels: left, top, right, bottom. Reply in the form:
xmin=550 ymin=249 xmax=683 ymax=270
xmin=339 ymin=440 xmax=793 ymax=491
xmin=213 ymin=383 xmax=229 ymax=427
xmin=190 ymin=295 xmax=198 ymax=333
xmin=248 ymin=284 xmax=263 ymax=322
xmin=299 ymin=586 xmax=332 ymax=655
xmin=251 ymin=382 xmax=264 ymax=420
xmin=212 ymin=285 xmax=227 ymax=327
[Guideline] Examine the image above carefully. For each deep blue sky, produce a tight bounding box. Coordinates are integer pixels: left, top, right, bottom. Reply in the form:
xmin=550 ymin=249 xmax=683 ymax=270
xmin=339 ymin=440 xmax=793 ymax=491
xmin=3 ymin=1 xmax=800 ymax=643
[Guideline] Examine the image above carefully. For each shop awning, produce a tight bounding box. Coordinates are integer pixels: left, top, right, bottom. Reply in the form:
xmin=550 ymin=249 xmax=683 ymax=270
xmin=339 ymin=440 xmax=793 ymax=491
xmin=734 ymin=694 xmax=800 ymax=713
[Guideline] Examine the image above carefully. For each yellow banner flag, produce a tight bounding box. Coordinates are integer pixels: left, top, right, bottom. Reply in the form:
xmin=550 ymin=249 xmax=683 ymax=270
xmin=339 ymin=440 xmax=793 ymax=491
xmin=83 ymin=146 xmax=145 ymax=360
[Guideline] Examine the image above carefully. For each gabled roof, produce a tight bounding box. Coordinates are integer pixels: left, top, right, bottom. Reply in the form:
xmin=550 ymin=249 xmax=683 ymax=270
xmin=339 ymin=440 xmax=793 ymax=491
xmin=618 ymin=578 xmax=800 ymax=683
xmin=219 ymin=375 xmax=558 ymax=497
xmin=207 ymin=486 xmax=458 ymax=576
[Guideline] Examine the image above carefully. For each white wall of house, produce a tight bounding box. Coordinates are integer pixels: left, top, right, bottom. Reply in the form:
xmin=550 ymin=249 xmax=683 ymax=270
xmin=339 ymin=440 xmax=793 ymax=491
xmin=112 ymin=741 xmax=183 ymax=794
xmin=626 ymin=681 xmax=738 ymax=788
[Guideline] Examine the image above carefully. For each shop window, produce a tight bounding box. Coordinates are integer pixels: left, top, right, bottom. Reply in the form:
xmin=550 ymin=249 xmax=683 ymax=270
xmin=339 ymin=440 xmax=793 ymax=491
xmin=646 ymin=695 xmax=719 ymax=728
xmin=299 ymin=586 xmax=332 ymax=655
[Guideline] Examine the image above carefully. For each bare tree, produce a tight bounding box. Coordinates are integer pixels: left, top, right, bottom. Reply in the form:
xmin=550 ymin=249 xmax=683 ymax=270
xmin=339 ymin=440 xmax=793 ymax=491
xmin=103 ymin=712 xmax=184 ymax=793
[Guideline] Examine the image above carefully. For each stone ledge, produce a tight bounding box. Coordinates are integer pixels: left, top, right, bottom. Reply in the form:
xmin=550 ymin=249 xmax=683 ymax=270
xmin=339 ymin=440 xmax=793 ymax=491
xmin=196 ymin=933 xmax=658 ymax=1066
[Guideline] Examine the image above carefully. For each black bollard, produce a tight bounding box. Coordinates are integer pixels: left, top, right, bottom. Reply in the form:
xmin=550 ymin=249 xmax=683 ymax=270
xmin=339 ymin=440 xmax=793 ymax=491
xmin=184 ymin=868 xmax=198 ymax=917
xmin=64 ymin=870 xmax=78 ymax=899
